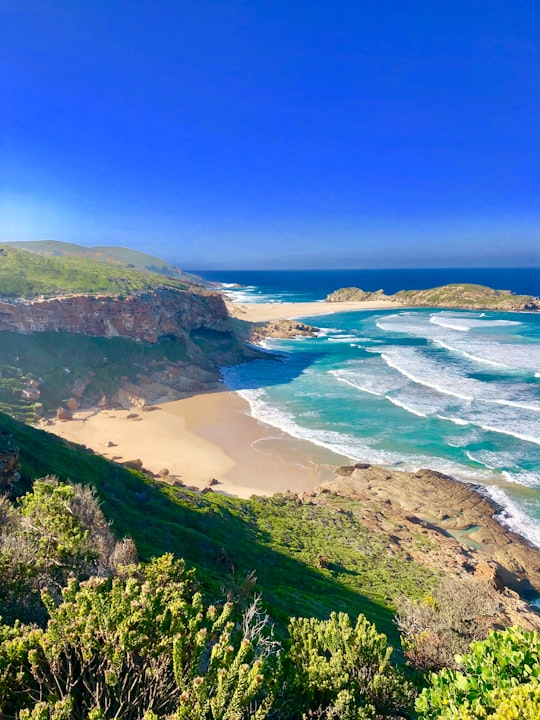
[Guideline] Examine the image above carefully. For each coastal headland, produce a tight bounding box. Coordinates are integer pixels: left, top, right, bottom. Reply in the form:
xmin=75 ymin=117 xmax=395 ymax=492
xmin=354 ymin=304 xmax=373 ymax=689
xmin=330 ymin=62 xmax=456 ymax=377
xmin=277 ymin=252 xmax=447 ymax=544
xmin=42 ymin=298 xmax=540 ymax=617
xmin=2 ymin=242 xmax=539 ymax=620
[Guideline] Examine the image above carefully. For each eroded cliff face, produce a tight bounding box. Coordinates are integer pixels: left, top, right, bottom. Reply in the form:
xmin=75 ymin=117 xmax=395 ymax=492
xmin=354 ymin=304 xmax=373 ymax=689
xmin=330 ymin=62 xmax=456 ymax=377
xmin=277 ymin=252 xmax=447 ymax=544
xmin=0 ymin=288 xmax=229 ymax=343
xmin=0 ymin=288 xmax=257 ymax=416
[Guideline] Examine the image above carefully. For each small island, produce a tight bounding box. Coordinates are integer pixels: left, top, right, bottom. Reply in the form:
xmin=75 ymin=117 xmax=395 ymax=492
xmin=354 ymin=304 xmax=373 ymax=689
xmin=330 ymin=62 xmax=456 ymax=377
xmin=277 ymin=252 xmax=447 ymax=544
xmin=326 ymin=283 xmax=540 ymax=311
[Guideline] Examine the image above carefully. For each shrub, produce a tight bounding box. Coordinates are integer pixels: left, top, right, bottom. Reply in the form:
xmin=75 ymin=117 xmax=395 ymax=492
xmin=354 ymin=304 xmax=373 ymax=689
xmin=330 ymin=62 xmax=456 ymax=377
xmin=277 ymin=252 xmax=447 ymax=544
xmin=416 ymin=626 xmax=540 ymax=719
xmin=284 ymin=611 xmax=414 ymax=719
xmin=0 ymin=477 xmax=123 ymax=624
xmin=0 ymin=555 xmax=277 ymax=720
xmin=396 ymin=576 xmax=502 ymax=671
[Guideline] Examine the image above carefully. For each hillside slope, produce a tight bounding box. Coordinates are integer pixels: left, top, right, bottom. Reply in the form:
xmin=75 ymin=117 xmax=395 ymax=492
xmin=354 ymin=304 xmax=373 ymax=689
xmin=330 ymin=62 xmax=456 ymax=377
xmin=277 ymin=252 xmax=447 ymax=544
xmin=2 ymin=410 xmax=539 ymax=643
xmin=0 ymin=243 xmax=193 ymax=298
xmin=4 ymin=239 xmax=204 ymax=283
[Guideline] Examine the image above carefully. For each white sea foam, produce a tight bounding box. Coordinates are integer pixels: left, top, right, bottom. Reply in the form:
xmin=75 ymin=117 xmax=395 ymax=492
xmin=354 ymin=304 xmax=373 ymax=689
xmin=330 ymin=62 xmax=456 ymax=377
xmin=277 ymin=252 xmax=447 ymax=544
xmin=380 ymin=350 xmax=474 ymax=401
xmin=477 ymin=423 xmax=540 ymax=446
xmin=443 ymin=341 xmax=540 ymax=375
xmin=330 ymin=373 xmax=383 ymax=397
xmin=227 ymin=378 xmax=496 ymax=483
xmin=375 ymin=310 xmax=539 ymax=374
xmin=466 ymin=450 xmax=496 ymax=469
xmin=329 ymin=363 xmax=405 ymax=397
xmin=385 ymin=395 xmax=429 ymax=417
xmin=433 ymin=339 xmax=511 ymax=369
xmin=430 ymin=314 xmax=521 ymax=332
xmin=437 ymin=415 xmax=470 ymax=426
xmin=485 ymin=487 xmax=540 ymax=548
xmin=377 ymin=347 xmax=540 ymax=438
xmin=326 ymin=334 xmax=359 ymax=342
xmin=501 ymin=469 xmax=540 ymax=489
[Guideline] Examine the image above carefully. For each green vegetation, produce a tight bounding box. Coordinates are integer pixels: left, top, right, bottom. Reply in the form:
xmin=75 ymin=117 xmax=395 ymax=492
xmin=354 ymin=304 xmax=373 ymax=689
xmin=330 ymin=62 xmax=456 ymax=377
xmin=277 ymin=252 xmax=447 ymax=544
xmin=285 ymin=612 xmax=414 ymax=718
xmin=3 ymin=240 xmax=204 ymax=283
xmin=1 ymin=414 xmax=539 ymax=717
xmin=0 ymin=412 xmax=432 ymax=639
xmin=0 ymin=244 xmax=193 ymax=298
xmin=0 ymin=555 xmax=276 ymax=720
xmin=417 ymin=627 xmax=540 ymax=719
xmin=326 ymin=283 xmax=540 ymax=311
xmin=0 ymin=330 xmax=189 ymax=421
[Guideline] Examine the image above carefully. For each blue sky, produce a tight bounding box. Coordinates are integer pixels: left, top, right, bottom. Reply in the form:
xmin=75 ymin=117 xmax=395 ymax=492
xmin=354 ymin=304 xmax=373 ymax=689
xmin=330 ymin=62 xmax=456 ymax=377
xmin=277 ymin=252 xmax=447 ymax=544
xmin=1 ymin=1 xmax=539 ymax=269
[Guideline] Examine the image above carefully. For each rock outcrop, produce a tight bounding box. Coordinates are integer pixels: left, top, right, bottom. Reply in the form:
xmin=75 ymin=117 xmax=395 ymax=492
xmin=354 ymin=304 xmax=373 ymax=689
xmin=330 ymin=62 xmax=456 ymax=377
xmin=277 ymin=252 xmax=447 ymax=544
xmin=249 ymin=319 xmax=319 ymax=343
xmin=0 ymin=288 xmax=230 ymax=343
xmin=324 ymin=464 xmax=540 ymax=599
xmin=0 ymin=430 xmax=20 ymax=495
xmin=326 ymin=288 xmax=394 ymax=303
xmin=326 ymin=284 xmax=540 ymax=311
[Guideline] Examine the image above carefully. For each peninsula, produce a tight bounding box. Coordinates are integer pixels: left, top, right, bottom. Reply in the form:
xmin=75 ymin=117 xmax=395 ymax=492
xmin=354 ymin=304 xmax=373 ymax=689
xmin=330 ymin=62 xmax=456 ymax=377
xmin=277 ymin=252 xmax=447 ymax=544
xmin=326 ymin=283 xmax=540 ymax=311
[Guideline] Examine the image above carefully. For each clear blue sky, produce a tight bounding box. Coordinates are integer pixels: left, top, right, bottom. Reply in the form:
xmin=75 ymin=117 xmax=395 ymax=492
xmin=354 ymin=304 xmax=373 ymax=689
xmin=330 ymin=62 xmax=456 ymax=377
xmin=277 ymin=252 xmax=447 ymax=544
xmin=1 ymin=1 xmax=539 ymax=269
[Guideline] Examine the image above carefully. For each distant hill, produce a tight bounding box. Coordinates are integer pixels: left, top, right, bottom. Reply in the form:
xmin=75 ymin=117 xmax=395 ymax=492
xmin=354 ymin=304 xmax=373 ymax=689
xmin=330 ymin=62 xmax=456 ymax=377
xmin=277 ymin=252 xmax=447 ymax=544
xmin=3 ymin=240 xmax=205 ymax=285
xmin=0 ymin=243 xmax=197 ymax=298
xmin=326 ymin=283 xmax=540 ymax=311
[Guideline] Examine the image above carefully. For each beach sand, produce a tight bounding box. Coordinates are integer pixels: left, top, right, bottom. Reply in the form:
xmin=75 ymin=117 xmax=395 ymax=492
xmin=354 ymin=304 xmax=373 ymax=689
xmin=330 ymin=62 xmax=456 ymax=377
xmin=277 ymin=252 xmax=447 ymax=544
xmin=226 ymin=299 xmax=401 ymax=323
xmin=45 ymin=390 xmax=351 ymax=499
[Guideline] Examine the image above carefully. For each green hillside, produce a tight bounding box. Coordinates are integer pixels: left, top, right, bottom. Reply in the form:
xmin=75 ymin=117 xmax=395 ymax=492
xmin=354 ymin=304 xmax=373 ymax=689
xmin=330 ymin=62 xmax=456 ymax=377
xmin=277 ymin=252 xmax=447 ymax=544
xmin=0 ymin=243 xmax=193 ymax=298
xmin=0 ymin=410 xmax=438 ymax=641
xmin=4 ymin=239 xmax=205 ymax=283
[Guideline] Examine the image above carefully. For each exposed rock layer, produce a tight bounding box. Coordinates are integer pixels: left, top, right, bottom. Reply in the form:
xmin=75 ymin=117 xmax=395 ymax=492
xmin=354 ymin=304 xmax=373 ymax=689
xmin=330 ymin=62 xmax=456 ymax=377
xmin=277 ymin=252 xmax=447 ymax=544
xmin=0 ymin=288 xmax=229 ymax=343
xmin=249 ymin=319 xmax=319 ymax=343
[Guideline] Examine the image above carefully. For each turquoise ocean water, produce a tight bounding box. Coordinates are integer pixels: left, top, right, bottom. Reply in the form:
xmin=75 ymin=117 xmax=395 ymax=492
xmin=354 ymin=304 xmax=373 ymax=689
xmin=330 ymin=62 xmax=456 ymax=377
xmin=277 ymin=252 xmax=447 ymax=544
xmin=195 ymin=269 xmax=540 ymax=548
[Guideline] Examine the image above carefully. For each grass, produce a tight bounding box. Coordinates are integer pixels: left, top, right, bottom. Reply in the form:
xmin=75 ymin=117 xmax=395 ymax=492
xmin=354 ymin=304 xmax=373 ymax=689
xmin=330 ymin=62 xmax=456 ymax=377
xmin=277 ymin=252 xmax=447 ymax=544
xmin=0 ymin=244 xmax=194 ymax=298
xmin=0 ymin=411 xmax=439 ymax=645
xmin=4 ymin=240 xmax=204 ymax=284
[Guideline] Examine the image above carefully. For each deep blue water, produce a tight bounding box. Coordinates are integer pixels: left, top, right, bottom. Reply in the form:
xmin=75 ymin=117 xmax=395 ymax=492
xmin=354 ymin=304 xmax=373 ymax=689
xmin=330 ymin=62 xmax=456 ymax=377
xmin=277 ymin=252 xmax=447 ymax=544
xmin=193 ymin=268 xmax=540 ymax=548
xmin=191 ymin=268 xmax=540 ymax=303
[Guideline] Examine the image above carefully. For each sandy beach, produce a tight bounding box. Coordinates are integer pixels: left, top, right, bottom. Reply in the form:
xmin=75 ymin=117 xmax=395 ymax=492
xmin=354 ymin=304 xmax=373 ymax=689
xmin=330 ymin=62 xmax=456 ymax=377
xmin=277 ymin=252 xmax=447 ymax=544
xmin=226 ymin=299 xmax=402 ymax=323
xmin=45 ymin=389 xmax=351 ymax=499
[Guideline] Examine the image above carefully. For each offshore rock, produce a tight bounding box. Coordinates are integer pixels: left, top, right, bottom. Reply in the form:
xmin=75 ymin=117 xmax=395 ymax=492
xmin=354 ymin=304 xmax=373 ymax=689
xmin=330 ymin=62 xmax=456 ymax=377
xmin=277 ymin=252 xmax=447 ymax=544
xmin=249 ymin=319 xmax=319 ymax=343
xmin=326 ymin=284 xmax=540 ymax=311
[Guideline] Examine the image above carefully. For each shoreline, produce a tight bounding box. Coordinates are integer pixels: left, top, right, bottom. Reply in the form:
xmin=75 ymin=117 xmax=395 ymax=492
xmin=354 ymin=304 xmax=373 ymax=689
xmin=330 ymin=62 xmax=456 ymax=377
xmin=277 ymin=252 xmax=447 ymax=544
xmin=40 ymin=297 xmax=540 ymax=602
xmin=42 ymin=386 xmax=540 ymax=602
xmin=43 ymin=389 xmax=351 ymax=499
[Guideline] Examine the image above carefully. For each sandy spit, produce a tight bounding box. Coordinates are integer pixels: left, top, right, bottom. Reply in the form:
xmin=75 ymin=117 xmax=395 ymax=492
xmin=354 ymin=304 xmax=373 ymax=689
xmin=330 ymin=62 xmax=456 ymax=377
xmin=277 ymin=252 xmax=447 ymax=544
xmin=226 ymin=299 xmax=402 ymax=323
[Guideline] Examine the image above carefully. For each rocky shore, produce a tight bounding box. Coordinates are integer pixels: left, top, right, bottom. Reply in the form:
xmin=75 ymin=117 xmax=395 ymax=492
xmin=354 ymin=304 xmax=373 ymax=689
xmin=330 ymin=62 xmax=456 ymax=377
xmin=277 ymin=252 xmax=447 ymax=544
xmin=286 ymin=462 xmax=540 ymax=630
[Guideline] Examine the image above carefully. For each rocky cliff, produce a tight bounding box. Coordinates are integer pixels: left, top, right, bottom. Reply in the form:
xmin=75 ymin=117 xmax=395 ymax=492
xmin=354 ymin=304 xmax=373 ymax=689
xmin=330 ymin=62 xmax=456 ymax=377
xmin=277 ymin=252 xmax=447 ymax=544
xmin=326 ymin=283 xmax=540 ymax=311
xmin=0 ymin=288 xmax=229 ymax=343
xmin=0 ymin=288 xmax=255 ymax=418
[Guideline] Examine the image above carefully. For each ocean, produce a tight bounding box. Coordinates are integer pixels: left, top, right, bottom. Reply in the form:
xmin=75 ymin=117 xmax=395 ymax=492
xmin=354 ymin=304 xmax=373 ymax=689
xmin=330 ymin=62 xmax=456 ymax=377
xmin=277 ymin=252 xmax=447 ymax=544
xmin=193 ymin=268 xmax=540 ymax=548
